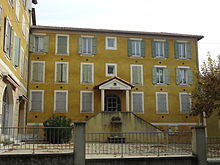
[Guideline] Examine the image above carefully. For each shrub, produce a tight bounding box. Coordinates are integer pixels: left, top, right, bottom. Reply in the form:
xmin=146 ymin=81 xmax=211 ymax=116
xmin=43 ymin=115 xmax=73 ymax=144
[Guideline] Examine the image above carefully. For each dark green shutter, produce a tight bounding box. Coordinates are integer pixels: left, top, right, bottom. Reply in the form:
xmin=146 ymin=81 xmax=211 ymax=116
xmin=141 ymin=40 xmax=145 ymax=57
xmin=78 ymin=37 xmax=82 ymax=54
xmin=174 ymin=42 xmax=179 ymax=59
xmin=92 ymin=37 xmax=97 ymax=55
xmin=176 ymin=68 xmax=181 ymax=85
xmin=152 ymin=41 xmax=156 ymax=58
xmin=14 ymin=36 xmax=20 ymax=67
xmin=187 ymin=42 xmax=192 ymax=59
xmin=128 ymin=40 xmax=132 ymax=57
xmin=188 ymin=69 xmax=193 ymax=85
xmin=165 ymin=68 xmax=170 ymax=84
xmin=164 ymin=41 xmax=169 ymax=58
xmin=152 ymin=67 xmax=157 ymax=84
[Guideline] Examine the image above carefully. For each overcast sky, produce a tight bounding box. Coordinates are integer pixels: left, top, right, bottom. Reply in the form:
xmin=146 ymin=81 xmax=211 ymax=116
xmin=34 ymin=0 xmax=220 ymax=66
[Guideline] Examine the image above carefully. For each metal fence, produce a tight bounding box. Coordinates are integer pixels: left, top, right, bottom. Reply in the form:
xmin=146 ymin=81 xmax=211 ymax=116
xmin=86 ymin=131 xmax=192 ymax=156
xmin=207 ymin=137 xmax=220 ymax=159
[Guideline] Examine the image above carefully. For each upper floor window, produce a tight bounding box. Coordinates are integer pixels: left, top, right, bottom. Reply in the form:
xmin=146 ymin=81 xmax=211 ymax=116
xmin=80 ymin=91 xmax=94 ymax=113
xmin=81 ymin=63 xmax=94 ymax=84
xmin=54 ymin=90 xmax=68 ymax=113
xmin=156 ymin=92 xmax=168 ymax=113
xmin=4 ymin=18 xmax=13 ymax=60
xmin=176 ymin=67 xmax=192 ymax=85
xmin=30 ymin=34 xmax=49 ymax=53
xmin=78 ymin=36 xmax=96 ymax=55
xmin=31 ymin=61 xmax=45 ymax=82
xmin=179 ymin=93 xmax=191 ymax=113
xmin=13 ymin=35 xmax=20 ymax=67
xmin=152 ymin=40 xmax=168 ymax=58
xmin=106 ymin=37 xmax=117 ymax=50
xmin=106 ymin=64 xmax=117 ymax=77
xmin=152 ymin=66 xmax=169 ymax=85
xmin=128 ymin=39 xmax=145 ymax=57
xmin=131 ymin=92 xmax=144 ymax=113
xmin=30 ymin=90 xmax=44 ymax=112
xmin=56 ymin=34 xmax=69 ymax=55
xmin=130 ymin=64 xmax=143 ymax=85
xmin=8 ymin=0 xmax=14 ymax=7
xmin=15 ymin=0 xmax=20 ymax=20
xmin=55 ymin=62 xmax=68 ymax=83
xmin=175 ymin=41 xmax=192 ymax=59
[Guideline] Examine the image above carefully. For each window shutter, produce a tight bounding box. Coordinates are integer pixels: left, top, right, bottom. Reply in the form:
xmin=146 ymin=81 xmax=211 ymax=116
xmin=186 ymin=43 xmax=192 ymax=59
xmin=181 ymin=94 xmax=190 ymax=113
xmin=32 ymin=63 xmax=38 ymax=81
xmin=43 ymin=36 xmax=49 ymax=53
xmin=141 ymin=40 xmax=145 ymax=57
xmin=14 ymin=36 xmax=20 ymax=67
xmin=56 ymin=63 xmax=62 ymax=82
xmin=152 ymin=41 xmax=156 ymax=58
xmin=78 ymin=37 xmax=82 ymax=54
xmin=174 ymin=42 xmax=179 ymax=59
xmin=157 ymin=93 xmax=167 ymax=113
xmin=62 ymin=64 xmax=67 ymax=82
xmin=82 ymin=64 xmax=92 ymax=83
xmin=128 ymin=40 xmax=132 ymax=57
xmin=164 ymin=41 xmax=169 ymax=58
xmin=137 ymin=66 xmax=142 ymax=84
xmin=4 ymin=18 xmax=10 ymax=54
xmin=29 ymin=34 xmax=35 ymax=52
xmin=57 ymin=36 xmax=67 ymax=54
xmin=132 ymin=66 xmax=138 ymax=84
xmin=132 ymin=93 xmax=143 ymax=113
xmin=152 ymin=67 xmax=157 ymax=84
xmin=176 ymin=68 xmax=181 ymax=85
xmin=188 ymin=69 xmax=193 ymax=85
xmin=31 ymin=91 xmax=42 ymax=112
xmin=165 ymin=68 xmax=170 ymax=84
xmin=38 ymin=63 xmax=43 ymax=82
xmin=55 ymin=92 xmax=67 ymax=112
xmin=9 ymin=27 xmax=14 ymax=59
xmin=82 ymin=92 xmax=92 ymax=112
xmin=92 ymin=37 xmax=97 ymax=55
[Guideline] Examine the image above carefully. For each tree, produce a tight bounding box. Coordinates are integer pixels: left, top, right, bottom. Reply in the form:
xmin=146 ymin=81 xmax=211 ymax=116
xmin=191 ymin=53 xmax=220 ymax=122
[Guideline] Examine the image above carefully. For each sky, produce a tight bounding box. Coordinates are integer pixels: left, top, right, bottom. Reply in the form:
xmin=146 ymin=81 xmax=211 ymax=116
xmin=34 ymin=0 xmax=220 ymax=66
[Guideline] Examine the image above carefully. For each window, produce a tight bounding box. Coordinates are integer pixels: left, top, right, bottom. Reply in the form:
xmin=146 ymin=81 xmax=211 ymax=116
xmin=31 ymin=61 xmax=45 ymax=82
xmin=78 ymin=36 xmax=96 ymax=55
xmin=106 ymin=64 xmax=117 ymax=76
xmin=176 ymin=67 xmax=192 ymax=85
xmin=81 ymin=63 xmax=94 ymax=84
xmin=4 ymin=18 xmax=13 ymax=59
xmin=152 ymin=40 xmax=168 ymax=58
xmin=30 ymin=34 xmax=49 ymax=53
xmin=15 ymin=0 xmax=20 ymax=20
xmin=8 ymin=0 xmax=14 ymax=7
xmin=22 ymin=16 xmax=25 ymax=35
xmin=30 ymin=90 xmax=44 ymax=112
xmin=179 ymin=93 xmax=191 ymax=113
xmin=54 ymin=90 xmax=68 ymax=112
xmin=55 ymin=62 xmax=68 ymax=83
xmin=56 ymin=34 xmax=69 ymax=54
xmin=152 ymin=66 xmax=169 ymax=85
xmin=20 ymin=48 xmax=24 ymax=77
xmin=175 ymin=41 xmax=192 ymax=59
xmin=156 ymin=92 xmax=168 ymax=113
xmin=0 ymin=6 xmax=2 ymax=26
xmin=106 ymin=37 xmax=117 ymax=50
xmin=131 ymin=92 xmax=144 ymax=113
xmin=128 ymin=39 xmax=145 ymax=57
xmin=130 ymin=64 xmax=143 ymax=85
xmin=13 ymin=35 xmax=20 ymax=67
xmin=80 ymin=91 xmax=93 ymax=113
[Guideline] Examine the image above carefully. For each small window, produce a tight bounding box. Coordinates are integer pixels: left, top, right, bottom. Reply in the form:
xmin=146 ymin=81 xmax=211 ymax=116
xmin=30 ymin=90 xmax=44 ymax=112
xmin=80 ymin=91 xmax=93 ymax=113
xmin=20 ymin=48 xmax=24 ymax=77
xmin=4 ymin=18 xmax=13 ymax=59
xmin=56 ymin=34 xmax=69 ymax=55
xmin=15 ymin=0 xmax=20 ymax=20
xmin=106 ymin=37 xmax=117 ymax=50
xmin=131 ymin=92 xmax=144 ymax=113
xmin=156 ymin=92 xmax=168 ymax=113
xmin=130 ymin=64 xmax=143 ymax=85
xmin=175 ymin=41 xmax=192 ymax=59
xmin=31 ymin=61 xmax=45 ymax=82
xmin=54 ymin=90 xmax=68 ymax=112
xmin=152 ymin=40 xmax=168 ymax=58
xmin=78 ymin=36 xmax=96 ymax=55
xmin=55 ymin=62 xmax=68 ymax=83
xmin=152 ymin=66 xmax=169 ymax=85
xmin=180 ymin=93 xmax=191 ymax=113
xmin=128 ymin=39 xmax=145 ymax=57
xmin=176 ymin=67 xmax=192 ymax=85
xmin=106 ymin=64 xmax=117 ymax=77
xmin=81 ymin=63 xmax=94 ymax=84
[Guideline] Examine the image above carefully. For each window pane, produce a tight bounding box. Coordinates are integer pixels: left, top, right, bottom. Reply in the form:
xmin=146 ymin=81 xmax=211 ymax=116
xmin=108 ymin=38 xmax=114 ymax=48
xmin=82 ymin=92 xmax=92 ymax=112
xmin=82 ymin=64 xmax=92 ymax=83
xmin=55 ymin=92 xmax=67 ymax=112
xmin=57 ymin=36 xmax=67 ymax=54
xmin=157 ymin=93 xmax=167 ymax=113
xmin=181 ymin=94 xmax=190 ymax=113
xmin=133 ymin=93 xmax=143 ymax=113
xmin=82 ymin=38 xmax=92 ymax=54
xmin=31 ymin=91 xmax=42 ymax=112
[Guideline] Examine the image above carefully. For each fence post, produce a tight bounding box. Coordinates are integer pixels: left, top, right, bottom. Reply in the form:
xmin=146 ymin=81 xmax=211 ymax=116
xmin=74 ymin=121 xmax=86 ymax=165
xmin=191 ymin=126 xmax=207 ymax=165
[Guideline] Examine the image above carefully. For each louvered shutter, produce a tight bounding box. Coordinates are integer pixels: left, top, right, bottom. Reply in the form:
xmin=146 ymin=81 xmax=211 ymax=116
xmin=181 ymin=94 xmax=190 ymax=113
xmin=38 ymin=63 xmax=43 ymax=82
xmin=128 ymin=40 xmax=132 ymax=57
xmin=186 ymin=43 xmax=192 ymax=59
xmin=152 ymin=67 xmax=157 ymax=84
xmin=164 ymin=41 xmax=169 ymax=58
xmin=92 ymin=38 xmax=96 ymax=55
xmin=188 ymin=69 xmax=193 ymax=85
xmin=14 ymin=36 xmax=20 ymax=67
xmin=55 ymin=92 xmax=67 ymax=112
xmin=62 ymin=63 xmax=67 ymax=82
xmin=43 ymin=36 xmax=49 ymax=53
xmin=132 ymin=93 xmax=143 ymax=113
xmin=132 ymin=66 xmax=137 ymax=84
xmin=141 ymin=40 xmax=145 ymax=57
xmin=4 ymin=18 xmax=9 ymax=54
xmin=56 ymin=63 xmax=62 ymax=82
xmin=174 ymin=42 xmax=179 ymax=59
xmin=157 ymin=93 xmax=168 ymax=113
xmin=152 ymin=41 xmax=156 ymax=58
xmin=165 ymin=68 xmax=170 ymax=84
xmin=57 ymin=36 xmax=67 ymax=54
xmin=31 ymin=91 xmax=42 ymax=112
xmin=176 ymin=68 xmax=181 ymax=85
xmin=29 ymin=34 xmax=35 ymax=52
xmin=78 ymin=37 xmax=82 ymax=54
xmin=81 ymin=92 xmax=92 ymax=112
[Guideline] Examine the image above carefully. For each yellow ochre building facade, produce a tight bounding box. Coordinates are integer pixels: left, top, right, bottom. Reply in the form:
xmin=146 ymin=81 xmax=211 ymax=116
xmin=27 ymin=25 xmax=203 ymax=132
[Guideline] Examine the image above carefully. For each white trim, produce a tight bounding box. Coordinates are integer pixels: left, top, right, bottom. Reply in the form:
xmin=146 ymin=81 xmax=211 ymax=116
xmin=54 ymin=90 xmax=68 ymax=113
xmin=27 ymin=123 xmax=44 ymax=126
xmin=55 ymin=34 xmax=69 ymax=55
xmin=179 ymin=92 xmax=192 ymax=113
xmin=81 ymin=35 xmax=94 ymax=38
xmin=154 ymin=65 xmax=167 ymax=68
xmin=129 ymin=38 xmax=142 ymax=41
xmin=105 ymin=37 xmax=117 ymax=50
xmin=32 ymin=33 xmax=47 ymax=36
xmin=105 ymin=63 xmax=117 ymax=77
xmin=177 ymin=66 xmax=190 ymax=69
xmin=131 ymin=92 xmax=144 ymax=114
xmin=99 ymin=78 xmax=131 ymax=90
xmin=130 ymin=64 xmax=143 ymax=86
xmin=80 ymin=62 xmax=94 ymax=84
xmin=29 ymin=90 xmax=44 ymax=112
xmin=156 ymin=92 xmax=169 ymax=114
xmin=153 ymin=39 xmax=166 ymax=42
xmin=55 ymin=62 xmax=69 ymax=84
xmin=31 ymin=61 xmax=45 ymax=83
xmin=176 ymin=40 xmax=189 ymax=43
xmin=151 ymin=123 xmax=197 ymax=126
xmin=80 ymin=91 xmax=94 ymax=113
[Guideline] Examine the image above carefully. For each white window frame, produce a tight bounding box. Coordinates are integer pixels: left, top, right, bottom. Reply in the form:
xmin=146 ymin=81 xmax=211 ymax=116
xmin=130 ymin=64 xmax=143 ymax=85
xmin=156 ymin=92 xmax=169 ymax=114
xmin=179 ymin=92 xmax=191 ymax=113
xmin=15 ymin=0 xmax=20 ymax=21
xmin=54 ymin=90 xmax=68 ymax=113
xmin=131 ymin=92 xmax=144 ymax=114
xmin=30 ymin=90 xmax=44 ymax=112
xmin=106 ymin=63 xmax=117 ymax=77
xmin=80 ymin=91 xmax=94 ymax=113
xmin=154 ymin=65 xmax=167 ymax=85
xmin=55 ymin=34 xmax=69 ymax=55
xmin=130 ymin=39 xmax=142 ymax=57
xmin=55 ymin=62 xmax=69 ymax=83
xmin=80 ymin=63 xmax=94 ymax=84
xmin=154 ymin=40 xmax=166 ymax=58
xmin=31 ymin=61 xmax=45 ymax=83
xmin=106 ymin=37 xmax=117 ymax=50
xmin=178 ymin=66 xmax=190 ymax=85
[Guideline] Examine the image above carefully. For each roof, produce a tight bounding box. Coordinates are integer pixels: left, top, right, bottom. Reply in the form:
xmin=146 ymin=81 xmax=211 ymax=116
xmin=31 ymin=25 xmax=204 ymax=41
